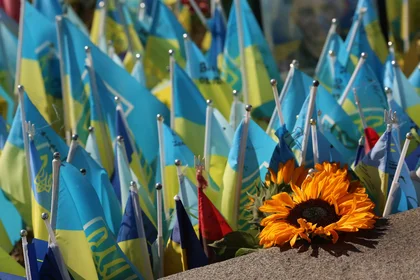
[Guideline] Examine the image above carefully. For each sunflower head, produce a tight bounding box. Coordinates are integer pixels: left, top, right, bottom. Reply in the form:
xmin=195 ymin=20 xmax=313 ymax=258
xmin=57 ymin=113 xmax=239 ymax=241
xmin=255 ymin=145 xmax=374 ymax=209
xmin=258 ymin=162 xmax=377 ymax=248
xmin=246 ymin=160 xmax=308 ymax=229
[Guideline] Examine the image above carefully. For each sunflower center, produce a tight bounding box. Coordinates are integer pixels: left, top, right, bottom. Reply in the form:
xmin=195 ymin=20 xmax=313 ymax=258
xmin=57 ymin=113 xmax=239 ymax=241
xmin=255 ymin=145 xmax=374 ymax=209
xmin=286 ymin=199 xmax=340 ymax=227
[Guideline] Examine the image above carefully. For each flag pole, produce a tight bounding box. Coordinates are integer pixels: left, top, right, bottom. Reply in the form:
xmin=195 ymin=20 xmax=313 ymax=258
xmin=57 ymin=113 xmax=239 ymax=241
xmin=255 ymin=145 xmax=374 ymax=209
xmin=49 ymin=152 xmax=61 ymax=240
xmin=310 ymin=119 xmax=319 ymax=165
xmin=233 ymin=104 xmax=251 ymax=229
xmin=234 ymin=0 xmax=249 ymax=105
xmin=266 ymin=61 xmax=297 ymax=133
xmin=55 ymin=16 xmax=72 ymax=145
xmin=66 ymin=134 xmax=79 ymax=163
xmin=315 ymin=18 xmax=337 ymax=76
xmin=385 ymin=87 xmax=401 ymax=145
xmin=392 ymin=60 xmax=407 ymax=112
xmin=388 ymin=41 xmax=395 ymax=60
xmin=20 ymin=230 xmax=32 ymax=280
xmin=301 ymin=81 xmax=319 ymax=166
xmin=231 ymin=90 xmax=239 ymax=130
xmin=175 ymin=159 xmax=189 ymax=209
xmin=328 ymin=50 xmax=336 ymax=79
xmin=338 ymin=52 xmax=367 ymax=106
xmin=117 ymin=135 xmax=131 ymax=212
xmin=17 ymin=85 xmax=33 ymax=194
xmin=183 ymin=33 xmax=192 ymax=75
xmin=270 ymin=79 xmax=285 ymax=127
xmin=346 ymin=8 xmax=366 ymax=53
xmin=383 ymin=132 xmax=413 ymax=217
xmin=188 ymin=0 xmax=209 ymax=30
xmin=155 ymin=182 xmax=164 ymax=279
xmin=204 ymin=100 xmax=213 ymax=173
xmin=41 ymin=213 xmax=72 ymax=280
xmin=169 ymin=50 xmax=175 ymax=130
xmin=138 ymin=2 xmax=146 ymax=22
xmin=96 ymin=1 xmax=107 ymax=48
xmin=353 ymin=88 xmax=368 ymax=130
xmin=157 ymin=114 xmax=170 ymax=220
xmin=402 ymin=0 xmax=409 ymax=53
xmin=354 ymin=135 xmax=364 ymax=166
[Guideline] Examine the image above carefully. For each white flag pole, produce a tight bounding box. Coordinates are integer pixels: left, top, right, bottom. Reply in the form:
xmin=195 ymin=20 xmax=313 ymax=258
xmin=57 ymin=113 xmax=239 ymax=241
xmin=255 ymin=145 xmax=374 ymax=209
xmin=270 ymin=79 xmax=285 ymax=127
xmin=66 ymin=134 xmax=78 ymax=163
xmin=346 ymin=8 xmax=366 ymax=53
xmin=20 ymin=230 xmax=32 ymax=280
xmin=353 ymin=88 xmax=368 ymax=130
xmin=301 ymin=81 xmax=319 ymax=166
xmin=157 ymin=114 xmax=169 ymax=219
xmin=204 ymin=99 xmax=213 ymax=173
xmin=315 ymin=18 xmax=337 ymax=76
xmin=155 ymin=182 xmax=164 ymax=278
xmin=338 ymin=52 xmax=367 ymax=106
xmin=310 ymin=119 xmax=319 ymax=165
xmin=49 ymin=152 xmax=61 ymax=239
xmin=169 ymin=50 xmax=175 ymax=129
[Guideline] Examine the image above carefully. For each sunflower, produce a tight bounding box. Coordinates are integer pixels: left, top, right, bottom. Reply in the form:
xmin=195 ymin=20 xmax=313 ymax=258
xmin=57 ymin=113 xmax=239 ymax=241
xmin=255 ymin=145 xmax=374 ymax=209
xmin=258 ymin=162 xmax=376 ymax=248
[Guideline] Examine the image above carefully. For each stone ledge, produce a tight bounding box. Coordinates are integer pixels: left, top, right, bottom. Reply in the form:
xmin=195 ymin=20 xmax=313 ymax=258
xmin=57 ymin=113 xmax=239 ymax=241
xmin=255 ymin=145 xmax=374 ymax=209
xmin=164 ymin=208 xmax=420 ymax=280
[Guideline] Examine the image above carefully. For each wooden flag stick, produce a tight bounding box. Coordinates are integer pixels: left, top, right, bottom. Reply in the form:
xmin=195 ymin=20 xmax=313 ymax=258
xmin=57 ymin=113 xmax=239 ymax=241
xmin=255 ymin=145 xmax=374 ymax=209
xmin=383 ymin=132 xmax=413 ymax=217
xmin=301 ymin=81 xmax=319 ymax=166
xmin=339 ymin=52 xmax=367 ymax=106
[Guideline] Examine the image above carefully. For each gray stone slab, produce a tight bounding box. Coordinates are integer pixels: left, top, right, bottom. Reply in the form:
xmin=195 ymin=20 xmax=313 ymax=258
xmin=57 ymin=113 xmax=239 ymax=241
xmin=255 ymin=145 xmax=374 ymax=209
xmin=164 ymin=208 xmax=420 ymax=280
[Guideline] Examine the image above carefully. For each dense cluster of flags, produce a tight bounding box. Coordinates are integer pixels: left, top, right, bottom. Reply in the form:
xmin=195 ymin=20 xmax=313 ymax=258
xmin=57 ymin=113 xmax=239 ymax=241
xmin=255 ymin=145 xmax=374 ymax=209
xmin=0 ymin=0 xmax=419 ymax=278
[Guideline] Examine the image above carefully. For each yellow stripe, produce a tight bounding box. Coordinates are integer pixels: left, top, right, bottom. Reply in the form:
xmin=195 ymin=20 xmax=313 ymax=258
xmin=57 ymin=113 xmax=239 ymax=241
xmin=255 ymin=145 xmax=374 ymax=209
xmin=91 ymin=120 xmax=114 ymax=176
xmin=164 ymin=239 xmax=187 ymax=276
xmin=0 ymin=219 xmax=12 ymax=253
xmin=31 ymin=193 xmax=50 ymax=241
xmin=194 ymin=81 xmax=232 ymax=120
xmin=0 ymin=246 xmax=25 ymax=276
xmin=56 ymin=229 xmax=99 ymax=280
xmin=174 ymin=118 xmax=205 ymax=157
xmin=164 ymin=165 xmax=195 ymax=212
xmin=220 ymin=164 xmax=238 ymax=229
xmin=118 ymin=238 xmax=153 ymax=280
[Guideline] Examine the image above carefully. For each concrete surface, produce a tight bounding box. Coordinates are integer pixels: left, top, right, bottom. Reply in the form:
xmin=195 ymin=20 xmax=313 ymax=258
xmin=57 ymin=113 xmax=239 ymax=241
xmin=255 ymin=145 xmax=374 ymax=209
xmin=164 ymin=208 xmax=420 ymax=280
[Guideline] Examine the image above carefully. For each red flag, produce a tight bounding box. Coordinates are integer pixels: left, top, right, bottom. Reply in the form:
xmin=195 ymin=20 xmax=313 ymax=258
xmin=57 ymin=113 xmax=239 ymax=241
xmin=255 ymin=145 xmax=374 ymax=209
xmin=197 ymin=172 xmax=232 ymax=242
xmin=364 ymin=127 xmax=379 ymax=154
xmin=0 ymin=0 xmax=20 ymax=22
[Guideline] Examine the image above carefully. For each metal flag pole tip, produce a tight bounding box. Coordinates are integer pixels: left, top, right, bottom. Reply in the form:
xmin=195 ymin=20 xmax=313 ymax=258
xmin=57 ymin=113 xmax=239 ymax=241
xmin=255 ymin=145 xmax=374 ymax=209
xmin=183 ymin=33 xmax=188 ymax=40
xmin=388 ymin=41 xmax=393 ymax=47
xmin=245 ymin=104 xmax=252 ymax=112
xmin=328 ymin=50 xmax=335 ymax=56
xmin=130 ymin=181 xmax=136 ymax=187
xmin=232 ymin=89 xmax=238 ymax=96
xmin=139 ymin=3 xmax=145 ymax=9
xmin=391 ymin=60 xmax=397 ymax=67
xmin=20 ymin=229 xmax=27 ymax=237
xmin=80 ymin=168 xmax=86 ymax=175
xmin=135 ymin=53 xmax=141 ymax=60
xmin=98 ymin=1 xmax=105 ymax=8
xmin=313 ymin=80 xmax=320 ymax=87
xmin=310 ymin=119 xmax=316 ymax=125
xmin=270 ymin=79 xmax=277 ymax=86
xmin=174 ymin=195 xmax=180 ymax=201
xmin=206 ymin=99 xmax=213 ymax=105
xmin=291 ymin=60 xmax=299 ymax=68
xmin=84 ymin=45 xmax=91 ymax=52
xmin=88 ymin=126 xmax=94 ymax=132
xmin=174 ymin=159 xmax=182 ymax=166
xmin=360 ymin=52 xmax=368 ymax=59
xmin=71 ymin=134 xmax=78 ymax=141
xmin=56 ymin=15 xmax=62 ymax=22
xmin=168 ymin=49 xmax=174 ymax=56
xmin=155 ymin=183 xmax=162 ymax=190
xmin=117 ymin=135 xmax=124 ymax=142
xmin=157 ymin=114 xmax=164 ymax=121
xmin=406 ymin=132 xmax=413 ymax=140
xmin=53 ymin=152 xmax=60 ymax=160
xmin=331 ymin=18 xmax=337 ymax=24
xmin=17 ymin=84 xmax=24 ymax=91
xmin=114 ymin=96 xmax=120 ymax=103
xmin=41 ymin=212 xmax=49 ymax=220
xmin=384 ymin=87 xmax=392 ymax=95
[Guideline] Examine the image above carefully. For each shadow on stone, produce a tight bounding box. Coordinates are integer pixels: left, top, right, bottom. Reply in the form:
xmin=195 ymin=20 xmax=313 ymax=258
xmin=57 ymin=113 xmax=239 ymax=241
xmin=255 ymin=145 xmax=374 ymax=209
xmin=278 ymin=218 xmax=389 ymax=258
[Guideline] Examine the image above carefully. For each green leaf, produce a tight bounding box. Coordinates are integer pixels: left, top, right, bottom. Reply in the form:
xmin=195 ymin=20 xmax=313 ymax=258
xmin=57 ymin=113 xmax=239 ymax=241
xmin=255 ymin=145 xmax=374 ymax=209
xmin=208 ymin=231 xmax=261 ymax=261
xmin=235 ymin=248 xmax=259 ymax=257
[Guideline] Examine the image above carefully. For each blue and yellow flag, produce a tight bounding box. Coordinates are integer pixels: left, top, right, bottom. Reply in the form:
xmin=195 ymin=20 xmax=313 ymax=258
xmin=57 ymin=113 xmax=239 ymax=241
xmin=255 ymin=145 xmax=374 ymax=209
xmin=185 ymin=38 xmax=232 ymax=120
xmin=207 ymin=4 xmax=226 ymax=70
xmin=354 ymin=128 xmax=419 ymax=215
xmin=164 ymin=197 xmax=207 ymax=276
xmin=144 ymin=0 xmax=186 ymax=88
xmin=56 ymin=162 xmax=143 ymax=280
xmin=0 ymin=114 xmax=8 ymax=153
xmin=339 ymin=62 xmax=388 ymax=133
xmin=221 ymin=119 xmax=277 ymax=230
xmin=19 ymin=2 xmax=62 ymax=129
xmin=387 ymin=61 xmax=420 ymax=127
xmin=0 ymin=9 xmax=17 ymax=122
xmin=222 ymin=0 xmax=282 ymax=120
xmin=342 ymin=0 xmax=388 ymax=82
xmin=117 ymin=188 xmax=154 ymax=280
xmin=0 ymin=246 xmax=25 ymax=278
xmin=409 ymin=64 xmax=420 ymax=95
xmin=131 ymin=55 xmax=147 ymax=86
xmin=34 ymin=0 xmax=63 ymax=21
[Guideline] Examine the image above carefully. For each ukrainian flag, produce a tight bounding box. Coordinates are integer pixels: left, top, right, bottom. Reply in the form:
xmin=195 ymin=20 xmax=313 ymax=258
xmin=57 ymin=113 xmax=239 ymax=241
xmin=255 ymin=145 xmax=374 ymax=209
xmin=409 ymin=65 xmax=420 ymax=95
xmin=19 ymin=2 xmax=63 ymax=129
xmin=117 ymin=188 xmax=154 ymax=280
xmin=342 ymin=0 xmax=388 ymax=82
xmin=354 ymin=128 xmax=418 ymax=215
xmin=0 ymin=9 xmax=17 ymax=122
xmin=0 ymin=246 xmax=25 ymax=278
xmin=173 ymin=62 xmax=206 ymax=156
xmin=185 ymin=38 xmax=232 ymax=120
xmin=388 ymin=61 xmax=420 ymax=127
xmin=339 ymin=62 xmax=388 ymax=133
xmin=34 ymin=0 xmax=63 ymax=21
xmin=0 ymin=114 xmax=8 ymax=154
xmin=144 ymin=0 xmax=186 ymax=88
xmin=159 ymin=123 xmax=196 ymax=214
xmin=56 ymin=162 xmax=142 ymax=280
xmin=222 ymin=0 xmax=282 ymax=120
xmin=207 ymin=4 xmax=226 ymax=70
xmin=221 ymin=119 xmax=277 ymax=230
xmin=164 ymin=197 xmax=207 ymax=276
